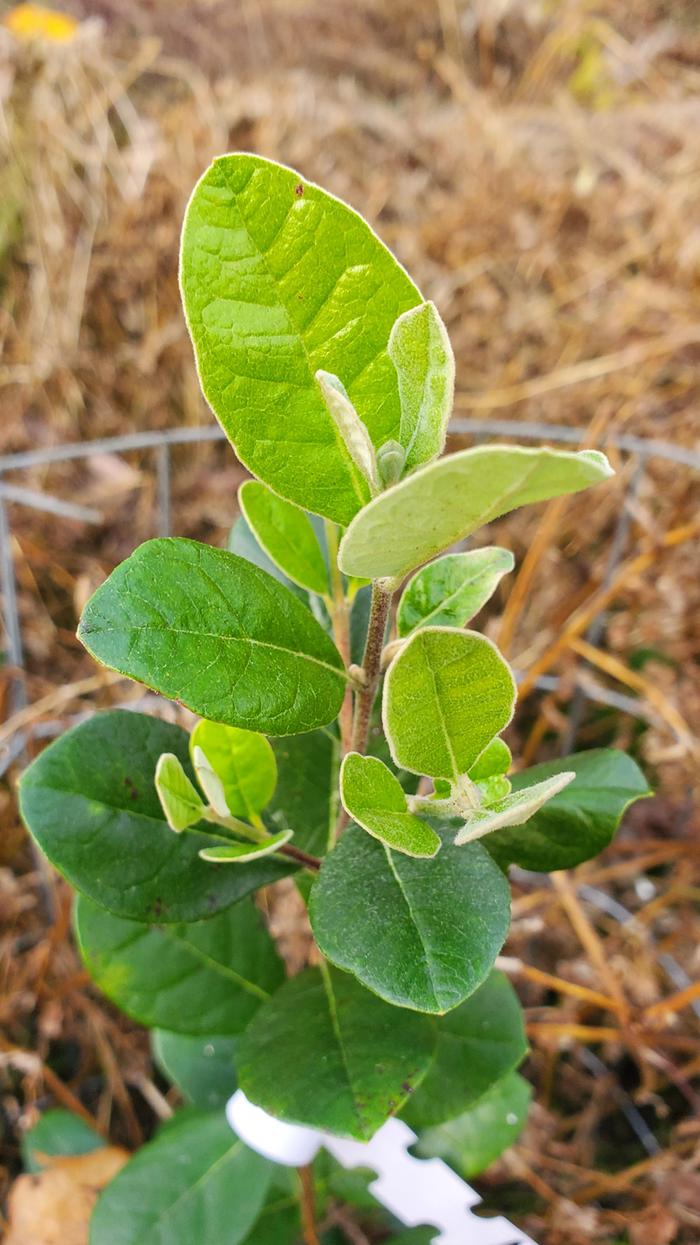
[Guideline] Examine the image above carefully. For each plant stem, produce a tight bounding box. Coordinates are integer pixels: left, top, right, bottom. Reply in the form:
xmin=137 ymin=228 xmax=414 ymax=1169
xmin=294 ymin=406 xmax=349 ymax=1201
xmin=298 ymin=1163 xmax=320 ymax=1245
xmin=203 ymin=809 xmax=320 ymax=871
xmin=350 ymin=579 xmax=392 ymax=757
xmin=280 ymin=843 xmax=321 ymax=871
xmin=324 ymin=520 xmax=353 ymax=755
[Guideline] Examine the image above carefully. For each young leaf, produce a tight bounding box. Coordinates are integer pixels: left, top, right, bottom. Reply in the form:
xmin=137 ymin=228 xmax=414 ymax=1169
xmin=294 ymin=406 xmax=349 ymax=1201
xmin=383 ymin=628 xmax=516 ymax=782
xmin=388 ymin=301 xmax=455 ymax=474
xmin=22 ymin=1110 xmax=105 ymax=1173
xmin=191 ymin=745 xmax=230 ymax=817
xmin=152 ymin=1032 xmax=237 ymax=1110
xmin=397 ymin=548 xmax=514 ymax=637
xmin=155 ymin=753 xmax=205 ymax=832
xmin=487 ymin=748 xmax=651 ymax=872
xmin=454 ymin=772 xmax=575 ymax=845
xmin=316 ymin=370 xmax=381 ymax=495
xmin=340 ymin=753 xmax=440 ymax=858
xmin=19 ymin=711 xmax=290 ymax=923
xmin=78 ymin=538 xmax=346 ymax=736
xmin=469 ymin=737 xmax=512 ymax=780
xmin=338 ymin=445 xmax=614 ymax=580
xmin=401 ymin=972 xmax=527 ymax=1129
xmin=413 ymin=1070 xmax=532 ymax=1179
xmin=180 ymin=153 xmax=422 ymax=525
xmin=199 ymin=830 xmax=293 ymax=863
xmin=238 ymin=480 xmax=330 ymax=596
xmin=236 ymin=964 xmax=435 ymax=1140
xmin=75 ymin=894 xmax=283 ymax=1036
xmin=89 ymin=1110 xmax=272 ymax=1245
xmin=190 ymin=720 xmax=277 ymax=821
xmin=309 ymin=825 xmax=510 ymax=1014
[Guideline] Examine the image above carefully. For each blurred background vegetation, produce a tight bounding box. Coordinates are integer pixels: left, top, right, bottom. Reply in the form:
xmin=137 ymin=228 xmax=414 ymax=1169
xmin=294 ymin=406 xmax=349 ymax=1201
xmin=1 ymin=3 xmax=699 ymax=1243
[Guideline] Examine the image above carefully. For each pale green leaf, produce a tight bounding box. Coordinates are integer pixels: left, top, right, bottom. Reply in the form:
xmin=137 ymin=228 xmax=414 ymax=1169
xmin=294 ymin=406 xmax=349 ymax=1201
xmin=488 ymin=748 xmax=651 ymax=872
xmin=89 ymin=1111 xmax=271 ymax=1245
xmin=388 ymin=301 xmax=455 ymax=474
xmin=310 ymin=825 xmax=510 ymax=1014
xmin=238 ymin=480 xmax=330 ymax=595
xmin=199 ymin=830 xmax=293 ymax=863
xmin=152 ymin=1031 xmax=237 ymax=1110
xmin=78 ymin=538 xmax=346 ymax=736
xmin=397 ymin=548 xmax=514 ymax=637
xmin=383 ymin=627 xmax=516 ymax=781
xmin=155 ymin=753 xmax=205 ymax=832
xmin=75 ymin=894 xmax=283 ymax=1035
xmin=340 ymin=753 xmax=440 ymax=858
xmin=469 ymin=737 xmax=512 ymax=780
xmin=236 ymin=964 xmax=435 ymax=1140
xmin=190 ymin=720 xmax=277 ymax=820
xmin=316 ymin=370 xmax=380 ymax=494
xmin=454 ymin=772 xmax=575 ymax=845
xmin=402 ymin=971 xmax=527 ymax=1129
xmin=180 ymin=153 xmax=422 ymax=524
xmin=339 ymin=445 xmax=613 ymax=579
xmin=191 ymin=745 xmax=230 ymax=816
xmin=414 ymin=1071 xmax=532 ymax=1178
xmin=19 ymin=711 xmax=290 ymax=923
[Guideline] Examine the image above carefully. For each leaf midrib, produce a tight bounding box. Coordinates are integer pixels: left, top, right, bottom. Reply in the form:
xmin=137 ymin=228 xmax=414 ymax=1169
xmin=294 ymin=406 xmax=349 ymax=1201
xmin=382 ymin=847 xmax=440 ymax=1010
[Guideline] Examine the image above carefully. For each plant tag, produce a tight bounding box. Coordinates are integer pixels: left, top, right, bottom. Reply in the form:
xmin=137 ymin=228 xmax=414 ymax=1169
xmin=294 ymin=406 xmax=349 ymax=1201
xmin=226 ymin=1090 xmax=539 ymax=1245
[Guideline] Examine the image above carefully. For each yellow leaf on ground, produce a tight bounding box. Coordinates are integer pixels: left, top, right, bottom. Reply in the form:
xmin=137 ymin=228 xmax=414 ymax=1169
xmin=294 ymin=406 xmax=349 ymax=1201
xmin=3 ymin=5 xmax=78 ymax=42
xmin=5 ymin=1147 xmax=129 ymax=1245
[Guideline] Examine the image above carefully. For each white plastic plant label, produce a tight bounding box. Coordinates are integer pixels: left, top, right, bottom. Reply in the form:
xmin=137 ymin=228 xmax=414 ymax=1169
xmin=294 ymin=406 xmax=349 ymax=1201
xmin=227 ymin=1090 xmax=538 ymax=1245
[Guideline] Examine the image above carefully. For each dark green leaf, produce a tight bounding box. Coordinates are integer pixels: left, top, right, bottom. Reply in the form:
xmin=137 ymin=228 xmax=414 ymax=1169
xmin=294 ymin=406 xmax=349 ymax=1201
xmin=152 ymin=1032 xmax=237 ymax=1110
xmin=89 ymin=1111 xmax=271 ymax=1245
xmin=488 ymin=748 xmax=650 ymax=872
xmin=310 ymin=825 xmax=510 ymax=1014
xmin=413 ymin=1071 xmax=531 ymax=1179
xmin=402 ymin=972 xmax=527 ymax=1128
xmin=78 ymin=539 xmax=346 ymax=736
xmin=181 ymin=153 xmax=421 ymax=525
xmin=237 ymin=965 xmax=435 ymax=1140
xmin=75 ymin=894 xmax=283 ymax=1035
xmin=19 ymin=711 xmax=289 ymax=923
xmin=22 ymin=1110 xmax=104 ymax=1173
xmin=267 ymin=729 xmax=340 ymax=857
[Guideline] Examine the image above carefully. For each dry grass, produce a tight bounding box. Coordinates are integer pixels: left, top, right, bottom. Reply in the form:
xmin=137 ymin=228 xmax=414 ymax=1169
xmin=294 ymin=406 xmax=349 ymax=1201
xmin=1 ymin=1 xmax=699 ymax=1242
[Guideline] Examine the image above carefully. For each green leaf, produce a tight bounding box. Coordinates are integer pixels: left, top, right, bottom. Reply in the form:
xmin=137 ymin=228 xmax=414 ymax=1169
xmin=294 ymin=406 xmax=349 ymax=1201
xmin=199 ymin=830 xmax=293 ymax=863
xmin=239 ymin=480 xmax=330 ymax=595
xmin=469 ymin=737 xmax=512 ymax=780
xmin=241 ymin=1197 xmax=300 ymax=1245
xmin=78 ymin=538 xmax=346 ymax=736
xmin=455 ymin=772 xmax=575 ymax=846
xmin=388 ymin=301 xmax=455 ymax=474
xmin=413 ymin=1071 xmax=531 ymax=1179
xmin=488 ymin=748 xmax=650 ymax=872
xmin=75 ymin=894 xmax=284 ymax=1036
xmin=22 ymin=1110 xmax=105 ymax=1173
xmin=397 ymin=548 xmax=514 ymax=637
xmin=89 ymin=1110 xmax=272 ymax=1245
xmin=339 ymin=445 xmax=614 ymax=580
xmin=155 ymin=753 xmax=205 ymax=832
xmin=236 ymin=964 xmax=435 ymax=1140
xmin=267 ymin=729 xmax=340 ymax=856
xmin=152 ymin=1032 xmax=237 ymax=1110
xmin=383 ymin=628 xmax=516 ymax=782
xmin=180 ymin=153 xmax=422 ymax=525
xmin=401 ymin=972 xmax=527 ymax=1128
xmin=189 ymin=720 xmax=277 ymax=820
xmin=309 ymin=825 xmax=510 ymax=1014
xmin=340 ymin=753 xmax=440 ymax=858
xmin=19 ymin=711 xmax=289 ymax=923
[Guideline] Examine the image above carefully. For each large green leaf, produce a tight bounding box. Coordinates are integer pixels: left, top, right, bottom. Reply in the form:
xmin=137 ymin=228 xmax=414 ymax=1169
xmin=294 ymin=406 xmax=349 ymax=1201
xmin=397 ymin=548 xmax=514 ymax=637
xmin=89 ymin=1111 xmax=271 ymax=1245
xmin=239 ymin=480 xmax=330 ymax=595
xmin=488 ymin=748 xmax=650 ymax=872
xmin=402 ymin=972 xmax=527 ymax=1128
xmin=19 ymin=712 xmax=289 ymax=923
xmin=413 ymin=1071 xmax=531 ymax=1179
xmin=180 ymin=153 xmax=422 ymax=524
xmin=388 ymin=301 xmax=455 ymax=474
xmin=236 ymin=965 xmax=435 ymax=1140
xmin=340 ymin=752 xmax=440 ymax=858
xmin=267 ymin=729 xmax=339 ymax=857
xmin=339 ymin=445 xmax=613 ymax=580
xmin=383 ymin=628 xmax=516 ymax=782
xmin=75 ymin=895 xmax=284 ymax=1036
xmin=309 ymin=825 xmax=510 ymax=1014
xmin=78 ymin=539 xmax=346 ymax=736
xmin=152 ymin=1032 xmax=237 ymax=1110
xmin=189 ymin=720 xmax=276 ymax=820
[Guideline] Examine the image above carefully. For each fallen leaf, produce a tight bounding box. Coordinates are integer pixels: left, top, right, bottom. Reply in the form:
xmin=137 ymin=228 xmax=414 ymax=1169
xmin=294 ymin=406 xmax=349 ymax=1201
xmin=5 ymin=1147 xmax=129 ymax=1245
